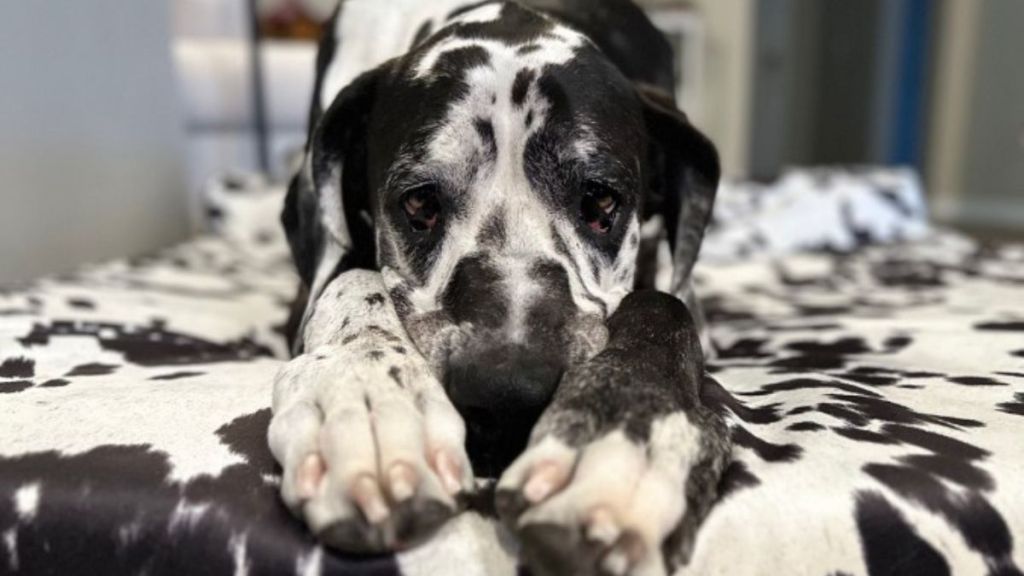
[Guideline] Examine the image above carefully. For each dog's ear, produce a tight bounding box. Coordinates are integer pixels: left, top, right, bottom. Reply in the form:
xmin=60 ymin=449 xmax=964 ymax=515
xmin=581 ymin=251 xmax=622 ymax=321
xmin=282 ymin=66 xmax=386 ymax=353
xmin=283 ymin=66 xmax=384 ymax=288
xmin=637 ymin=84 xmax=720 ymax=295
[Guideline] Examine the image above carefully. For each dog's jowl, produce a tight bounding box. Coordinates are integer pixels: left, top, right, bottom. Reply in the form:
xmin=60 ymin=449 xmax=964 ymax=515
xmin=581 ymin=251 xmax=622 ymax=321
xmin=268 ymin=0 xmax=729 ymax=573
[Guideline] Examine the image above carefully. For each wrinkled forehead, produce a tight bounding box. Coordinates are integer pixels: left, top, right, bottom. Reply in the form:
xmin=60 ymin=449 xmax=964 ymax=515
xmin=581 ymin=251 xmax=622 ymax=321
xmin=411 ymin=5 xmax=584 ymax=79
xmin=370 ymin=4 xmax=645 ymax=181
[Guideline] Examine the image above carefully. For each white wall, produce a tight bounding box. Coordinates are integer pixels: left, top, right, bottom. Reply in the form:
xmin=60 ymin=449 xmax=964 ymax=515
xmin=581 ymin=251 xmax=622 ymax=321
xmin=929 ymin=0 xmax=1024 ymax=230
xmin=0 ymin=2 xmax=191 ymax=284
xmin=682 ymin=0 xmax=755 ymax=179
xmin=927 ymin=0 xmax=981 ymax=223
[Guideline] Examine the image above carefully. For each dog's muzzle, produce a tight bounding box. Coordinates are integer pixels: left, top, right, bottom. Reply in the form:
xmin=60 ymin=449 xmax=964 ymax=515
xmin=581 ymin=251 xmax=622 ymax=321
xmin=437 ymin=255 xmax=581 ymax=477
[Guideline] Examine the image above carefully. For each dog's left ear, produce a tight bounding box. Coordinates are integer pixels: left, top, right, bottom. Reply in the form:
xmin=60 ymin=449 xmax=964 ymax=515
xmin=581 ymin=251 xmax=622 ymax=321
xmin=637 ymin=84 xmax=720 ymax=295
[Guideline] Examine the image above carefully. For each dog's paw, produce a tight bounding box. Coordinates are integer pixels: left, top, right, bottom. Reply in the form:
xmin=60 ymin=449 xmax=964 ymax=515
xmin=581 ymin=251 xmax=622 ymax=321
xmin=268 ymin=352 xmax=474 ymax=554
xmin=495 ymin=413 xmax=706 ymax=576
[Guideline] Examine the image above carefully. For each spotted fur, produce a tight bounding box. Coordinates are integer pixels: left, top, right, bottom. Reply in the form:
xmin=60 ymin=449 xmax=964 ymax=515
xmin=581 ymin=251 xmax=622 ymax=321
xmin=1 ymin=173 xmax=1023 ymax=575
xmin=276 ymin=1 xmax=724 ymax=571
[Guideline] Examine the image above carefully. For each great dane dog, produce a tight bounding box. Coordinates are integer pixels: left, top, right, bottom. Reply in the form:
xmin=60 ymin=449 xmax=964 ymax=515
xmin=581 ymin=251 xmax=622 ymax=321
xmin=267 ymin=1 xmax=730 ymax=574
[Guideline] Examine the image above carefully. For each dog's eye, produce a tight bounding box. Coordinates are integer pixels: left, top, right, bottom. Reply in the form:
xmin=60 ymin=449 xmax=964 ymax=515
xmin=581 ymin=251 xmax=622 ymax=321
xmin=580 ymin=183 xmax=620 ymax=234
xmin=401 ymin=185 xmax=442 ymax=232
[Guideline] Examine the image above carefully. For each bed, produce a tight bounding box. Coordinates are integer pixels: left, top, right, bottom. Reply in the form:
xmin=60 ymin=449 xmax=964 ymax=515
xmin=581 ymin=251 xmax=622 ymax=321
xmin=1 ymin=169 xmax=1022 ymax=575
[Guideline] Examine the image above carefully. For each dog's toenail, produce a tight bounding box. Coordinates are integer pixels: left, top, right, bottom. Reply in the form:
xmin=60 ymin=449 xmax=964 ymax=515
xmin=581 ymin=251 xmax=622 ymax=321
xmin=297 ymin=454 xmax=324 ymax=499
xmin=586 ymin=508 xmax=620 ymax=544
xmin=434 ymin=451 xmax=463 ymax=495
xmin=353 ymin=476 xmax=390 ymax=524
xmin=388 ymin=464 xmax=417 ymax=502
xmin=524 ymin=475 xmax=554 ymax=503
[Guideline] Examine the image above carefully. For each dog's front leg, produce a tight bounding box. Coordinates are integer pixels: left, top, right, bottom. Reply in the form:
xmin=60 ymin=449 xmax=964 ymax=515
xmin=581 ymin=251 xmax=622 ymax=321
xmin=268 ymin=270 xmax=473 ymax=553
xmin=496 ymin=291 xmax=730 ymax=576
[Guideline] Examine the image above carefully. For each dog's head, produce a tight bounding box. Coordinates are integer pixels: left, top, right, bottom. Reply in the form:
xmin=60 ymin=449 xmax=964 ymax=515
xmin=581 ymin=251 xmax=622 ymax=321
xmin=285 ymin=3 xmax=719 ymax=475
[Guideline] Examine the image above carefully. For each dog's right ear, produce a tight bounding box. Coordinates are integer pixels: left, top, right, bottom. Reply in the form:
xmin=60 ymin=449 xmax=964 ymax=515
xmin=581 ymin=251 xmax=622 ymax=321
xmin=283 ymin=66 xmax=385 ymax=290
xmin=282 ymin=66 xmax=386 ymax=352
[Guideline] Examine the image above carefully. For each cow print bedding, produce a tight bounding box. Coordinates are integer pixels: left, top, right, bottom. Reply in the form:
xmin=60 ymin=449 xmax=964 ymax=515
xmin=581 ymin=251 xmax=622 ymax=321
xmin=1 ymin=169 xmax=1022 ymax=576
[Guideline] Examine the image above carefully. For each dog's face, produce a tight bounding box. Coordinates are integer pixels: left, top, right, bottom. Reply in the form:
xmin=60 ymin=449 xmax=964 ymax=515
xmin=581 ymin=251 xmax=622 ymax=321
xmin=381 ymin=15 xmax=645 ymax=470
xmin=287 ymin=4 xmax=719 ymax=473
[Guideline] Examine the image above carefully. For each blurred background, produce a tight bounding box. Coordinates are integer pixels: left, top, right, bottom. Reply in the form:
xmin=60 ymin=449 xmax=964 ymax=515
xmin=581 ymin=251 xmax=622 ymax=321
xmin=0 ymin=0 xmax=1021 ymax=283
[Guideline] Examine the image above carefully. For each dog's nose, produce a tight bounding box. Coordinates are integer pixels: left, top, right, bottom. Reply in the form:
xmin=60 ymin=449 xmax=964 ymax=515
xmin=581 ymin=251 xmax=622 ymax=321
xmin=445 ymin=345 xmax=564 ymax=477
xmin=447 ymin=345 xmax=563 ymax=411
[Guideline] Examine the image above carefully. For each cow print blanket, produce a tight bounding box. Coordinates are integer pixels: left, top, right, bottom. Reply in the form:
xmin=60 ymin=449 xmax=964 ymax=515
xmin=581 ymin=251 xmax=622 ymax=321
xmin=1 ymin=169 xmax=1022 ymax=576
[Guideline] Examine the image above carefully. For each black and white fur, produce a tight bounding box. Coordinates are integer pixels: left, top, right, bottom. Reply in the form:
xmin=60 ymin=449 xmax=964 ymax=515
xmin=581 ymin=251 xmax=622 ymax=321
xmin=268 ymin=1 xmax=729 ymax=574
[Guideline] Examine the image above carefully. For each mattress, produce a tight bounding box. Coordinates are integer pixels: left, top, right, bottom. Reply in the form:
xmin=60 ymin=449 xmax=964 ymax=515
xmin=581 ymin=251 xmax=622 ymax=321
xmin=1 ymin=170 xmax=1022 ymax=575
